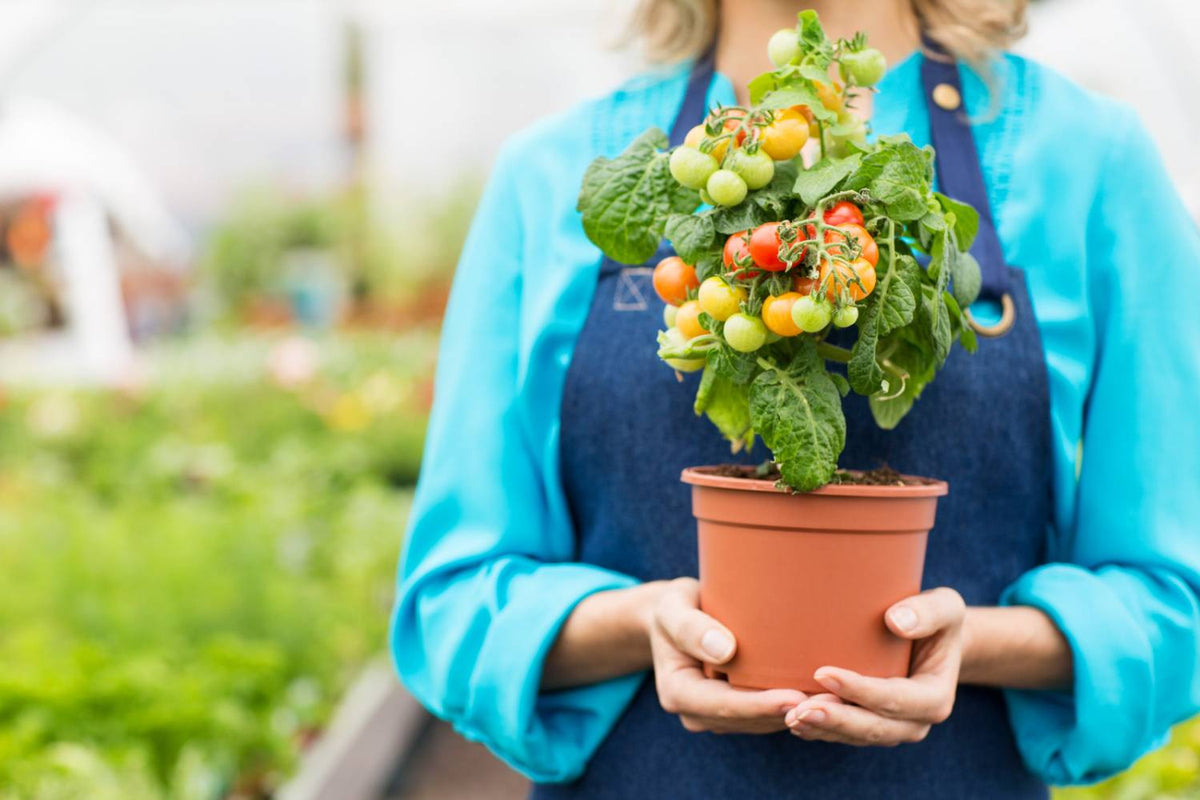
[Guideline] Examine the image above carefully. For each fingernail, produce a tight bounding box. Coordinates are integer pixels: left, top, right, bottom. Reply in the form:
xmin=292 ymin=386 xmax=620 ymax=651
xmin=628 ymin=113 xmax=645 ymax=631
xmin=797 ymin=708 xmax=826 ymax=725
xmin=785 ymin=709 xmax=798 ymax=726
xmin=890 ymin=606 xmax=918 ymax=632
xmin=814 ymin=669 xmax=840 ymax=693
xmin=701 ymin=629 xmax=734 ymax=661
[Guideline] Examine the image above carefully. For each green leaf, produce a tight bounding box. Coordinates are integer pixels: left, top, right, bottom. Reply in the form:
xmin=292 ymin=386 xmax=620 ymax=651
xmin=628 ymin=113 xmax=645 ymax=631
xmin=796 ymin=10 xmax=833 ymax=68
xmin=695 ymin=364 xmax=754 ymax=452
xmin=935 ymin=192 xmax=980 ymax=251
xmin=866 ymin=337 xmax=935 ymax=429
xmin=578 ymin=128 xmax=699 ymax=264
xmin=846 ymin=138 xmax=932 ymax=221
xmin=868 ymin=390 xmax=915 ymax=430
xmin=665 ymin=213 xmax=717 ymax=265
xmin=793 ymin=156 xmax=859 ymax=206
xmin=709 ymin=342 xmax=758 ymax=385
xmin=750 ymin=347 xmax=846 ymax=491
xmin=847 ymin=248 xmax=918 ymax=395
xmin=711 ymin=200 xmax=770 ymax=235
xmin=880 ymin=255 xmax=921 ymax=336
xmin=748 ymin=72 xmax=778 ymax=106
xmin=917 ymin=285 xmax=952 ymax=365
xmin=917 ymin=229 xmax=954 ymax=364
xmin=695 ymin=248 xmax=725 ymax=281
xmin=760 ymin=85 xmax=838 ymax=122
xmin=949 ymin=251 xmax=982 ymax=309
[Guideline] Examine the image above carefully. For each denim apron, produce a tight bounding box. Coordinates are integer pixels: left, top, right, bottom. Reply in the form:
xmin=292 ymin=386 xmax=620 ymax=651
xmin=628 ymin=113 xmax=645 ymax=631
xmin=544 ymin=44 xmax=1052 ymax=800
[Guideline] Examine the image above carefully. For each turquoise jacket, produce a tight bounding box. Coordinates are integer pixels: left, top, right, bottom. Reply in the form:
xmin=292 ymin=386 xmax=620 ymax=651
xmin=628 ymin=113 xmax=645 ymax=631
xmin=391 ymin=51 xmax=1200 ymax=786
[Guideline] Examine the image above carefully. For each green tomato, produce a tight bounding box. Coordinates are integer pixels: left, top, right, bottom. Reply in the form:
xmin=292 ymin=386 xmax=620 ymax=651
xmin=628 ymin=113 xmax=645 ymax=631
xmin=669 ymin=146 xmax=719 ymax=190
xmin=833 ymin=304 xmax=859 ymax=328
xmin=767 ymin=28 xmax=801 ymax=67
xmin=661 ymin=326 xmax=706 ymax=372
xmin=706 ymin=169 xmax=748 ymax=207
xmin=839 ymin=48 xmax=887 ymax=87
xmin=728 ymin=149 xmax=775 ymax=191
xmin=663 ymin=303 xmax=679 ymax=328
xmin=790 ymin=294 xmax=833 ymax=333
xmin=697 ymin=276 xmax=744 ymax=321
xmin=723 ymin=312 xmax=768 ymax=353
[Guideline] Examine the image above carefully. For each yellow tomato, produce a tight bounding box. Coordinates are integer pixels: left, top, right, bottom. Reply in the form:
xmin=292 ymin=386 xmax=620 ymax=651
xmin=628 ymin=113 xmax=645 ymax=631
xmin=676 ymin=299 xmax=709 ymax=339
xmin=697 ymin=277 xmax=746 ymax=321
xmin=762 ymin=293 xmax=804 ymax=337
xmin=760 ymin=110 xmax=810 ymax=161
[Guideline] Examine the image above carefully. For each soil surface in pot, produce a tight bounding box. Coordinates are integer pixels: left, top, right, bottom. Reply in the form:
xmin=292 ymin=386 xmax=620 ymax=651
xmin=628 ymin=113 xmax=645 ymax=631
xmin=705 ymin=463 xmax=935 ymax=487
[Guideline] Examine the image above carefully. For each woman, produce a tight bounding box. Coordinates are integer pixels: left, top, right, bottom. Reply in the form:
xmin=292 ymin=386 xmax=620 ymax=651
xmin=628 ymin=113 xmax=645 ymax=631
xmin=392 ymin=0 xmax=1200 ymax=796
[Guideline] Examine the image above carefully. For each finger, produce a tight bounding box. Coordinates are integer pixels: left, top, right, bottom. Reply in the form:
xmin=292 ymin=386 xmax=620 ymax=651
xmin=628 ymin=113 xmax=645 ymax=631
xmin=787 ymin=696 xmax=929 ymax=746
xmin=784 ymin=692 xmax=843 ymax=727
xmin=655 ymin=579 xmax=737 ymax=665
xmin=885 ymin=587 xmax=965 ymax=640
xmin=658 ymin=663 xmax=804 ymax=725
xmin=811 ymin=667 xmax=954 ymax=724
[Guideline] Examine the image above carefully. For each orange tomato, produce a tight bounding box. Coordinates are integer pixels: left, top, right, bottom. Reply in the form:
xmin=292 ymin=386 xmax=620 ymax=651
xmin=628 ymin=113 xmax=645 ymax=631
xmin=819 ymin=257 xmax=877 ymax=302
xmin=815 ymin=81 xmax=845 ymax=113
xmin=824 ymin=223 xmax=879 ymax=267
xmin=652 ymin=256 xmax=699 ymax=306
xmin=675 ymin=299 xmax=708 ymax=339
xmin=762 ymin=293 xmax=804 ymax=337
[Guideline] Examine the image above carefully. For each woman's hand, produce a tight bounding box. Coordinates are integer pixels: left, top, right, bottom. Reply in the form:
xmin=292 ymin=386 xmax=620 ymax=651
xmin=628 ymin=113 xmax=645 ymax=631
xmin=651 ymin=578 xmax=806 ymax=734
xmin=785 ymin=587 xmax=965 ymax=746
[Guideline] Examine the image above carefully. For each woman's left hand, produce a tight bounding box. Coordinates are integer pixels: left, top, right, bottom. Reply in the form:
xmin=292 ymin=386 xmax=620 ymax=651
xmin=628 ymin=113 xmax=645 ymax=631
xmin=785 ymin=587 xmax=966 ymax=746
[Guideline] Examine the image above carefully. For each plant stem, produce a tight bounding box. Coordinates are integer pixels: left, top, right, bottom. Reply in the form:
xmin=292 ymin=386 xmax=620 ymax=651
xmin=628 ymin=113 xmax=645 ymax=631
xmin=816 ymin=342 xmax=852 ymax=363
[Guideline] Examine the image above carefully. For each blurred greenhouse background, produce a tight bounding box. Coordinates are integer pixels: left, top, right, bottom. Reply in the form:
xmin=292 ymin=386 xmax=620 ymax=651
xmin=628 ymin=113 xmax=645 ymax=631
xmin=0 ymin=0 xmax=1197 ymax=797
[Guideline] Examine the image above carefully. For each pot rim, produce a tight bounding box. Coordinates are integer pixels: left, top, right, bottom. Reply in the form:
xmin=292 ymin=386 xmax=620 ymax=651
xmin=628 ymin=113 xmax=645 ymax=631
xmin=681 ymin=466 xmax=949 ymax=498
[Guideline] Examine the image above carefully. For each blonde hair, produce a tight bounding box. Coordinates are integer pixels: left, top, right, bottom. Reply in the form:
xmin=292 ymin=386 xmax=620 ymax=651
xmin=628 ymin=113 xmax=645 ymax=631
xmin=623 ymin=0 xmax=1027 ymax=66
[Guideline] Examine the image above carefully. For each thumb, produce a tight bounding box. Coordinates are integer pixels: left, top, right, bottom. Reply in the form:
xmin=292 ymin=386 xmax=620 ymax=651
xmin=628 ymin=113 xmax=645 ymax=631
xmin=655 ymin=580 xmax=737 ymax=665
xmin=885 ymin=587 xmax=965 ymax=640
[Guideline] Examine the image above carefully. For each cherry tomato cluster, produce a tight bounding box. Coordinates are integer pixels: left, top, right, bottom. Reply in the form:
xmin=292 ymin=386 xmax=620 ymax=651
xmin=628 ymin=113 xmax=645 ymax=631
xmin=653 ymin=200 xmax=880 ymax=360
xmin=669 ymin=103 xmax=822 ymax=207
xmin=667 ymin=27 xmax=885 ymax=209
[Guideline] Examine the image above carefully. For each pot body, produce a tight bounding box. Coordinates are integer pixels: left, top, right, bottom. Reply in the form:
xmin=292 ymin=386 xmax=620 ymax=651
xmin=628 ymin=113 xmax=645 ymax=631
xmin=683 ymin=467 xmax=947 ymax=693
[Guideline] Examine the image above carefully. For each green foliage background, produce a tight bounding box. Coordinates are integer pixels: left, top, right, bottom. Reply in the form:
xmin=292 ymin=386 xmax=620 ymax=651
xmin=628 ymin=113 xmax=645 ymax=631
xmin=0 ymin=333 xmax=430 ymax=799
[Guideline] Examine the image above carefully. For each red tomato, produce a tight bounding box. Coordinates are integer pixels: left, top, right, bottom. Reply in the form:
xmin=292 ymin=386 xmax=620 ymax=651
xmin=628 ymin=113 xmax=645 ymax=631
xmin=793 ymin=273 xmax=818 ymax=295
xmin=723 ymin=230 xmax=760 ymax=278
xmin=823 ymin=201 xmax=865 ymax=228
xmin=652 ymin=256 xmax=699 ymax=306
xmin=747 ymin=223 xmax=787 ymax=272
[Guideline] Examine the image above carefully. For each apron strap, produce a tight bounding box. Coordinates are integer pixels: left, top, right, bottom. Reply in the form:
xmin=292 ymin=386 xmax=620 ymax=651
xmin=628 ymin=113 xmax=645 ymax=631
xmin=669 ymin=47 xmax=717 ymax=147
xmin=919 ymin=36 xmax=1010 ymax=303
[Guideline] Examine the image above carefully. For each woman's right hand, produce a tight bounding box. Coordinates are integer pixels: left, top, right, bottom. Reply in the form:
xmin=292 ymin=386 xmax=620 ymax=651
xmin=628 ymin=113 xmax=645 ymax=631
xmin=649 ymin=577 xmax=806 ymax=734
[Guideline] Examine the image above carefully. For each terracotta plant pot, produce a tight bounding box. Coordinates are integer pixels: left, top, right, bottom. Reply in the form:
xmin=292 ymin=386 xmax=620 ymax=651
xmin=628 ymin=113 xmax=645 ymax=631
xmin=681 ymin=466 xmax=948 ymax=694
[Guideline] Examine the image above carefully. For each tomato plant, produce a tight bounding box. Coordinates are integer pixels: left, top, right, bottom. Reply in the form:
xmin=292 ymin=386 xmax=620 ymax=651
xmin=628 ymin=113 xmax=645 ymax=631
xmin=578 ymin=10 xmax=983 ymax=491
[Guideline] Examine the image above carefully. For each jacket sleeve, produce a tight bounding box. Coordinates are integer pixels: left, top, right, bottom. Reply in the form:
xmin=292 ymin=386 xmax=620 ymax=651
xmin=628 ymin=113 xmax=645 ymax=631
xmin=1000 ymin=108 xmax=1200 ymax=785
xmin=389 ymin=142 xmax=644 ymax=782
